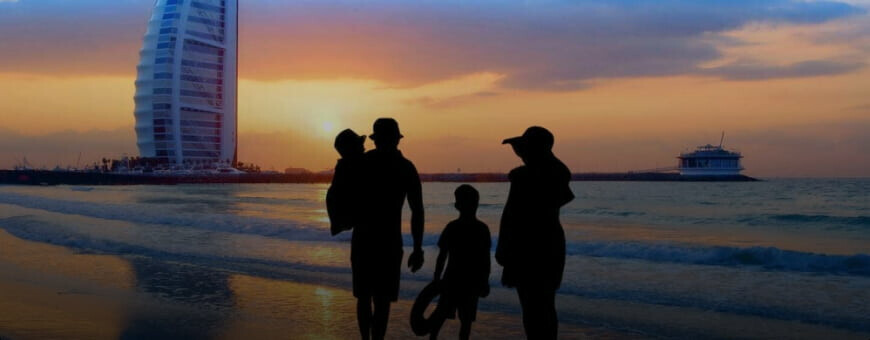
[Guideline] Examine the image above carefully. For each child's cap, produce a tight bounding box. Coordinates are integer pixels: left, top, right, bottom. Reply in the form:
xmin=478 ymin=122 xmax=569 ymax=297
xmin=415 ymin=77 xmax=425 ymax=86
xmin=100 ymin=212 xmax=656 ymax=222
xmin=334 ymin=129 xmax=367 ymax=149
xmin=454 ymin=184 xmax=479 ymax=205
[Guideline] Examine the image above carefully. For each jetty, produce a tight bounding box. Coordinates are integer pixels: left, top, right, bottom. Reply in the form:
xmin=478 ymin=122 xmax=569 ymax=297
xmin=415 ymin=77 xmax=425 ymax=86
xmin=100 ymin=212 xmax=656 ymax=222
xmin=0 ymin=170 xmax=756 ymax=186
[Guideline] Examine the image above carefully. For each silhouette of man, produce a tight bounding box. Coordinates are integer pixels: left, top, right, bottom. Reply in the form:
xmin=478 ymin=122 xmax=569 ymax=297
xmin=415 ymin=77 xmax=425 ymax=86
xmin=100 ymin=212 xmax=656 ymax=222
xmin=353 ymin=118 xmax=425 ymax=340
xmin=496 ymin=126 xmax=574 ymax=340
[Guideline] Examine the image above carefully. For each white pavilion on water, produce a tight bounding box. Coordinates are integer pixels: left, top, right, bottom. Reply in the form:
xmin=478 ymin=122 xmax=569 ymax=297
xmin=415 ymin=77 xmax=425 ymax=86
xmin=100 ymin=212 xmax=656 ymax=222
xmin=134 ymin=0 xmax=238 ymax=165
xmin=678 ymin=134 xmax=744 ymax=176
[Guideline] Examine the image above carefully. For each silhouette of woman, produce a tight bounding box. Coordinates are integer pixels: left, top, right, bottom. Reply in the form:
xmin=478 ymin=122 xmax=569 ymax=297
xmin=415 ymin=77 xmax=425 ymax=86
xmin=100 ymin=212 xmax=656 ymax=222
xmin=496 ymin=126 xmax=574 ymax=340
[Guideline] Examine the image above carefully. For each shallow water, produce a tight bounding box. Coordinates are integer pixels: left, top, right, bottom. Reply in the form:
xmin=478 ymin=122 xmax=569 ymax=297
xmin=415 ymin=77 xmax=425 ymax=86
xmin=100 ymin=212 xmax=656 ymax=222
xmin=0 ymin=179 xmax=867 ymax=338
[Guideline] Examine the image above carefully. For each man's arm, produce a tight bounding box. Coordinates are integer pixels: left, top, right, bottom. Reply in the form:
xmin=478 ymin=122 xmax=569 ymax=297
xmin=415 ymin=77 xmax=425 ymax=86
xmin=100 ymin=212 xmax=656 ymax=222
xmin=407 ymin=162 xmax=425 ymax=272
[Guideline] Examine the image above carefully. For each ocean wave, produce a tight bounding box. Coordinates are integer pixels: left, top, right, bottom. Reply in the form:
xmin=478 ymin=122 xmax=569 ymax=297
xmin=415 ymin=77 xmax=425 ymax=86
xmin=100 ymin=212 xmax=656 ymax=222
xmin=0 ymin=192 xmax=453 ymax=248
xmin=134 ymin=195 xmax=313 ymax=207
xmin=0 ymin=215 xmax=352 ymax=276
xmin=1 ymin=192 xmax=868 ymax=277
xmin=0 ymin=192 xmax=338 ymax=243
xmin=566 ymin=241 xmax=870 ymax=276
xmin=736 ymin=213 xmax=870 ymax=228
xmin=770 ymin=214 xmax=870 ymax=226
xmin=575 ymin=208 xmax=646 ymax=217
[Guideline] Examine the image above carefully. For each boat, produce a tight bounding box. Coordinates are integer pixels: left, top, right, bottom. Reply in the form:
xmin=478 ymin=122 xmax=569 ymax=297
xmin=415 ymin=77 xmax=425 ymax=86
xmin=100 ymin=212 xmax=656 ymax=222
xmin=678 ymin=133 xmax=743 ymax=176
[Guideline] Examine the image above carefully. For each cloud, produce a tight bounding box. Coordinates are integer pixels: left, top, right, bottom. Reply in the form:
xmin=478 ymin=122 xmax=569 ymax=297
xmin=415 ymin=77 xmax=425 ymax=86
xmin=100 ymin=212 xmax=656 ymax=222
xmin=843 ymin=103 xmax=870 ymax=112
xmin=408 ymin=91 xmax=501 ymax=110
xmin=0 ymin=0 xmax=866 ymax=89
xmin=0 ymin=128 xmax=137 ymax=169
xmin=800 ymin=12 xmax=870 ymax=52
xmin=701 ymin=59 xmax=864 ymax=80
xmin=240 ymin=0 xmax=866 ymax=89
xmin=0 ymin=0 xmax=152 ymax=76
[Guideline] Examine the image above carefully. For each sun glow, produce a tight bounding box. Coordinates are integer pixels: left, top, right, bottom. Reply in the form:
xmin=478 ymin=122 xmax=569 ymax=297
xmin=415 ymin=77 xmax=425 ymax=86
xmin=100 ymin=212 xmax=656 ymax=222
xmin=321 ymin=121 xmax=336 ymax=136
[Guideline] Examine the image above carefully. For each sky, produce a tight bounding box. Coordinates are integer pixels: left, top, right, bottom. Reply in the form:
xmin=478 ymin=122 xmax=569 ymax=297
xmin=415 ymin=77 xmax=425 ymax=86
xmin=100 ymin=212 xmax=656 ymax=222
xmin=1 ymin=0 xmax=869 ymax=177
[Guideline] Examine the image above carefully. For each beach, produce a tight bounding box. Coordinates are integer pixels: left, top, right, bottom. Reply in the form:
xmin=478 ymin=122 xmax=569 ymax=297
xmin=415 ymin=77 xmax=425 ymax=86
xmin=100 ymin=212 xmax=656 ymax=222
xmin=0 ymin=180 xmax=868 ymax=339
xmin=0 ymin=228 xmax=617 ymax=339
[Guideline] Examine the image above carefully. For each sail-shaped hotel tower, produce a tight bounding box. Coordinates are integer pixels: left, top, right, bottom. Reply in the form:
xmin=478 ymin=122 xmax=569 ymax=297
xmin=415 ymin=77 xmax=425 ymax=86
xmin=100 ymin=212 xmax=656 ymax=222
xmin=134 ymin=0 xmax=238 ymax=165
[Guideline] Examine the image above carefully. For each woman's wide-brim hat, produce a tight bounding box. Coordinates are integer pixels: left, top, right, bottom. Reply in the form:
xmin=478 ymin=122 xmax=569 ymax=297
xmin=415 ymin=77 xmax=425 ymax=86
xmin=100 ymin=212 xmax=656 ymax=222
xmin=502 ymin=126 xmax=554 ymax=150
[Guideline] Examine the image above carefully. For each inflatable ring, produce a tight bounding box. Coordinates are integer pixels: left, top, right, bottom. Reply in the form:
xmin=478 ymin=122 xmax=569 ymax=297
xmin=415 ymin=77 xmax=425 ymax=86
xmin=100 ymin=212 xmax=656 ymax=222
xmin=410 ymin=281 xmax=441 ymax=336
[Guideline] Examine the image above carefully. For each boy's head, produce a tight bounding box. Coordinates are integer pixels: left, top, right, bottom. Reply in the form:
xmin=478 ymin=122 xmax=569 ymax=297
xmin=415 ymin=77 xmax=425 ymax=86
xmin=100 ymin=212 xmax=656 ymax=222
xmin=454 ymin=184 xmax=479 ymax=214
xmin=334 ymin=129 xmax=366 ymax=158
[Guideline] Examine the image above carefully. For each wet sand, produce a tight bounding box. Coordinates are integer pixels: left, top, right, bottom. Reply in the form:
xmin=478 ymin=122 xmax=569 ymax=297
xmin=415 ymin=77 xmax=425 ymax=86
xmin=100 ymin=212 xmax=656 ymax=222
xmin=0 ymin=229 xmax=629 ymax=339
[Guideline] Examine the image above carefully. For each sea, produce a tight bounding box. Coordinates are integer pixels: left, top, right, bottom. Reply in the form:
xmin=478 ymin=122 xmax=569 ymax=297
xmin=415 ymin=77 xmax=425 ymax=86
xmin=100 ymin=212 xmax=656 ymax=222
xmin=0 ymin=179 xmax=867 ymax=339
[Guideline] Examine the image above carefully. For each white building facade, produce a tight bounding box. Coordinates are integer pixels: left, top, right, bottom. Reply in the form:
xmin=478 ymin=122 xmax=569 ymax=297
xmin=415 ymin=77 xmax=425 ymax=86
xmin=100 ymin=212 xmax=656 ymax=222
xmin=134 ymin=0 xmax=238 ymax=165
xmin=678 ymin=144 xmax=744 ymax=176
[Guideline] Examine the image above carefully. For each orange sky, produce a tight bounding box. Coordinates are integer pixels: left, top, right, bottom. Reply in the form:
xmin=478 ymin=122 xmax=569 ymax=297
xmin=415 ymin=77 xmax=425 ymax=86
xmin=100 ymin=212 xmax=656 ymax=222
xmin=1 ymin=0 xmax=868 ymax=176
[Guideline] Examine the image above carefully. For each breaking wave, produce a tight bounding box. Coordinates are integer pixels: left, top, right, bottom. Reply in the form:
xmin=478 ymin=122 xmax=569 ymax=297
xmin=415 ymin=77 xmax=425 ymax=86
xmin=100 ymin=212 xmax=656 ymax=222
xmin=567 ymin=241 xmax=870 ymax=276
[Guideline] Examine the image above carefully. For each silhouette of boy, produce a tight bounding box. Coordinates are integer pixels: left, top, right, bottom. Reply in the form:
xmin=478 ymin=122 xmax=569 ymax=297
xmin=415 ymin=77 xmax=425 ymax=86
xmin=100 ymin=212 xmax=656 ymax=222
xmin=326 ymin=129 xmax=366 ymax=236
xmin=430 ymin=184 xmax=491 ymax=340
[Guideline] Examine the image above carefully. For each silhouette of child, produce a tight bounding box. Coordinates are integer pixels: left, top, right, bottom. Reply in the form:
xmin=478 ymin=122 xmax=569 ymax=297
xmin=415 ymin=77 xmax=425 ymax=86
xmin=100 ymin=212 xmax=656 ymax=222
xmin=326 ymin=129 xmax=366 ymax=236
xmin=430 ymin=184 xmax=491 ymax=340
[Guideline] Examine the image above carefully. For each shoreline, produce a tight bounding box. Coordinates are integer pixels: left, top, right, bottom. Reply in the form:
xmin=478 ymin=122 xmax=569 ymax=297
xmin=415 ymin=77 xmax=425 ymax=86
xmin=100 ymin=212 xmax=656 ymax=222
xmin=1 ymin=170 xmax=757 ymax=186
xmin=0 ymin=228 xmax=635 ymax=340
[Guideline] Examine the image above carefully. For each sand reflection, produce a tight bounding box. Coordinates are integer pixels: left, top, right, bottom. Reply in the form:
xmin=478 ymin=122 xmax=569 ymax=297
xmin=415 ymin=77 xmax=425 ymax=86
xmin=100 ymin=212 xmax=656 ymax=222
xmin=0 ymin=230 xmax=134 ymax=340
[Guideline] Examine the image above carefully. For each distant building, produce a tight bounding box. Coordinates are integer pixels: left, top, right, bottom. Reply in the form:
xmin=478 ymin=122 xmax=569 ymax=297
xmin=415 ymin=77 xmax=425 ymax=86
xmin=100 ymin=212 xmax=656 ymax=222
xmin=134 ymin=0 xmax=238 ymax=165
xmin=284 ymin=167 xmax=313 ymax=175
xmin=678 ymin=144 xmax=744 ymax=176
